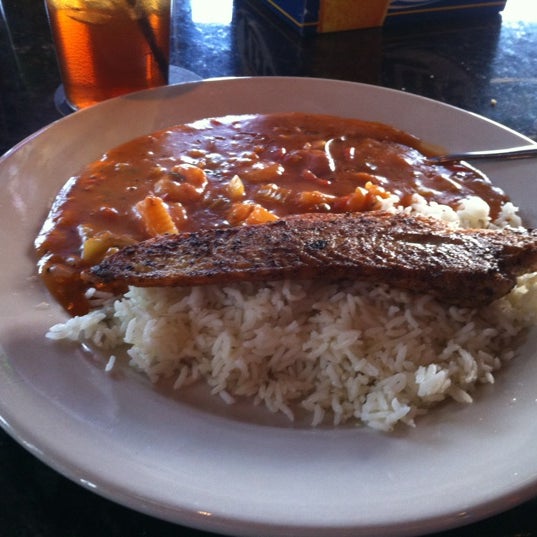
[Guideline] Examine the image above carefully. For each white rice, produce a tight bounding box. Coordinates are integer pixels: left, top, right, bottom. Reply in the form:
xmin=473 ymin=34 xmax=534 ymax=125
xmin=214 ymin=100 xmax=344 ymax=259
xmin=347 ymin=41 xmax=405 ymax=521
xmin=46 ymin=195 xmax=537 ymax=430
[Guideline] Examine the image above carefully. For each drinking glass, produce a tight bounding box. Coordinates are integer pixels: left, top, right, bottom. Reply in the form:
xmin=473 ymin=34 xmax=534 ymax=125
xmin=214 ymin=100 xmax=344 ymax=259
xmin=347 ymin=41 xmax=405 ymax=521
xmin=45 ymin=0 xmax=171 ymax=110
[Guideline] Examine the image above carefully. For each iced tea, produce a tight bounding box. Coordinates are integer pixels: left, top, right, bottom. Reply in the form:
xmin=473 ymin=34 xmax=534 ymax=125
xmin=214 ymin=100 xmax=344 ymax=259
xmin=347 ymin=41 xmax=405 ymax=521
xmin=45 ymin=0 xmax=171 ymax=109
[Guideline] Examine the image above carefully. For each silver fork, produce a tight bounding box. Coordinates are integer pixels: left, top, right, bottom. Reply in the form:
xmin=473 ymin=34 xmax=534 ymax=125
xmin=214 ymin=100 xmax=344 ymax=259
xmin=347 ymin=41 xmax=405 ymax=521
xmin=429 ymin=143 xmax=537 ymax=164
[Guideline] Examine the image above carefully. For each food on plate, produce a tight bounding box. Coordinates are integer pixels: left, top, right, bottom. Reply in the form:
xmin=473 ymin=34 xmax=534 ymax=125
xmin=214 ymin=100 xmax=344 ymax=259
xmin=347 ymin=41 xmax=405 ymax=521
xmin=38 ymin=112 xmax=537 ymax=430
xmin=85 ymin=210 xmax=537 ymax=307
xmin=35 ymin=112 xmax=512 ymax=316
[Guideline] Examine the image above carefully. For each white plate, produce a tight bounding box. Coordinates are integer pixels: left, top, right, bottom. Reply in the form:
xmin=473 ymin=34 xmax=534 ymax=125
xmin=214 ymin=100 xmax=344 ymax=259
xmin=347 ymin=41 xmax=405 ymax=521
xmin=1 ymin=77 xmax=537 ymax=537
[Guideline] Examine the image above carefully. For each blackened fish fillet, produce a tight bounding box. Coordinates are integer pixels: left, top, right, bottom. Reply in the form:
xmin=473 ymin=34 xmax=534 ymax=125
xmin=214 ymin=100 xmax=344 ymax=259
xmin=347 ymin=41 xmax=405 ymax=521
xmin=85 ymin=211 xmax=537 ymax=307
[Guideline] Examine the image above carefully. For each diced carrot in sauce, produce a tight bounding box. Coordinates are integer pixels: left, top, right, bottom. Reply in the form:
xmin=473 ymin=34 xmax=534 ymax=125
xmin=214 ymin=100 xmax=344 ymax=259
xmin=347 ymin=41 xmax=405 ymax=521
xmin=343 ymin=187 xmax=368 ymax=212
xmin=228 ymin=202 xmax=255 ymax=226
xmin=244 ymin=204 xmax=278 ymax=224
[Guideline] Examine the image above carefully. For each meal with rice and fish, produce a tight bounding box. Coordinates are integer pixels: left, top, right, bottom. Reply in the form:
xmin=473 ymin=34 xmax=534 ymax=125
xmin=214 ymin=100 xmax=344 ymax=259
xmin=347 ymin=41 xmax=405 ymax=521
xmin=36 ymin=112 xmax=537 ymax=430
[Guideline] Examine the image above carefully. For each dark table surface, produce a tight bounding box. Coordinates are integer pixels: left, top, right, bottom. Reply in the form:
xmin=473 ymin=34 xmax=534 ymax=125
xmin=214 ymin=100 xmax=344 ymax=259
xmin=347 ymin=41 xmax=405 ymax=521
xmin=1 ymin=0 xmax=537 ymax=535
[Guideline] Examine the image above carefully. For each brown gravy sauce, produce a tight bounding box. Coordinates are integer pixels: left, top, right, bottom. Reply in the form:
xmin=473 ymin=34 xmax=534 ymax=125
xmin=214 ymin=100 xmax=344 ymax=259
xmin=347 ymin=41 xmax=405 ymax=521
xmin=35 ymin=112 xmax=509 ymax=315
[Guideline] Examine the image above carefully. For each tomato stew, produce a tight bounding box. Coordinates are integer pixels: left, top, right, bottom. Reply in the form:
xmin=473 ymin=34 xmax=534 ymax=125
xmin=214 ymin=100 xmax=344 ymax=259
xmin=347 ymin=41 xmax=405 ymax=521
xmin=35 ymin=112 xmax=509 ymax=314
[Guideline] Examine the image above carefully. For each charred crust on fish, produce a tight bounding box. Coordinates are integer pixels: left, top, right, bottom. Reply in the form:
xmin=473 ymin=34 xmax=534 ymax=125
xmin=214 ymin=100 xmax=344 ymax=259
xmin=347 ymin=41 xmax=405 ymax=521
xmin=83 ymin=210 xmax=537 ymax=307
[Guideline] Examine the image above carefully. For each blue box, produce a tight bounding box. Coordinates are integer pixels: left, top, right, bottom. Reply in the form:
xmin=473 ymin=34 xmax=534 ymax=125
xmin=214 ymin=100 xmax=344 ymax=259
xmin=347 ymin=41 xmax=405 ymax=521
xmin=261 ymin=0 xmax=507 ymax=34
